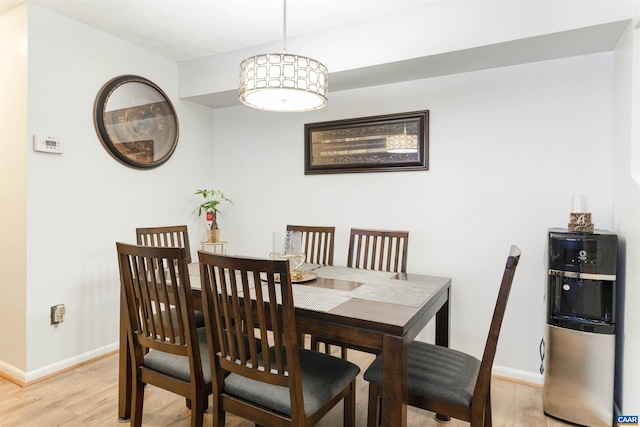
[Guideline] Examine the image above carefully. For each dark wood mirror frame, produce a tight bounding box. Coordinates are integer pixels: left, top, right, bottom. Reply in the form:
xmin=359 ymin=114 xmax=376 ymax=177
xmin=94 ymin=75 xmax=179 ymax=169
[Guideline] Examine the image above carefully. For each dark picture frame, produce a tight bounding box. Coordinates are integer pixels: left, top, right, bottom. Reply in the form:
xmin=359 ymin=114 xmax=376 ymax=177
xmin=304 ymin=110 xmax=429 ymax=175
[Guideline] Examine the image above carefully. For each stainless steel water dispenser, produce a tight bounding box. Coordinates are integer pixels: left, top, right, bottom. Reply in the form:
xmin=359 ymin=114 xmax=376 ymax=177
xmin=543 ymin=229 xmax=618 ymax=427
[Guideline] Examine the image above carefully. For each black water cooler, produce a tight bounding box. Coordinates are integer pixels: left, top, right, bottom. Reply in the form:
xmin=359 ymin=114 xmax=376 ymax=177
xmin=543 ymin=229 xmax=618 ymax=427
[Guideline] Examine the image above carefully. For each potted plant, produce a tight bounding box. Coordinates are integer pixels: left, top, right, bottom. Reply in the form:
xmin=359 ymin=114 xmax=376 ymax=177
xmin=193 ymin=189 xmax=233 ymax=243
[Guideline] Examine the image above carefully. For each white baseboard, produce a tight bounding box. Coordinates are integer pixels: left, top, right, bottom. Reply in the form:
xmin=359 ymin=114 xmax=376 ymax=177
xmin=0 ymin=360 xmax=26 ymax=383
xmin=1 ymin=342 xmax=118 ymax=384
xmin=3 ymin=345 xmax=543 ymax=388
xmin=493 ymin=364 xmax=544 ymax=386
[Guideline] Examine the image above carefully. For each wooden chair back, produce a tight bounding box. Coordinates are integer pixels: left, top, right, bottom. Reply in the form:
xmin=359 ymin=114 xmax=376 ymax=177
xmin=117 ymin=242 xmax=208 ymax=424
xmin=198 ymin=253 xmax=307 ymax=419
xmin=470 ymin=245 xmax=521 ymax=420
xmin=118 ymin=243 xmax=200 ymax=364
xmin=286 ymin=225 xmax=335 ymax=265
xmin=136 ymin=225 xmax=192 ymax=263
xmin=347 ymin=228 xmax=409 ymax=273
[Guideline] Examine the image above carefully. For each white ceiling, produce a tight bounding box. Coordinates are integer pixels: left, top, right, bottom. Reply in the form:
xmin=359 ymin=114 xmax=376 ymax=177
xmin=2 ymin=0 xmax=631 ymax=108
xmin=0 ymin=0 xmax=430 ymax=62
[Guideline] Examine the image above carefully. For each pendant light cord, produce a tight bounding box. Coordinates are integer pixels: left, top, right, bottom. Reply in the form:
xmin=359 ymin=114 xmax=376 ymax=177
xmin=282 ymin=0 xmax=287 ymax=54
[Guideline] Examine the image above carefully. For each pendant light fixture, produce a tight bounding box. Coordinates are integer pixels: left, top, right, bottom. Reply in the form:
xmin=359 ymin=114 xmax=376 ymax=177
xmin=239 ymin=0 xmax=328 ymax=112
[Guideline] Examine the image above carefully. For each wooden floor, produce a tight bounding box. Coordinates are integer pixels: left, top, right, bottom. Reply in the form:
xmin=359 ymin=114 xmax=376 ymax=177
xmin=0 ymin=349 xmax=574 ymax=427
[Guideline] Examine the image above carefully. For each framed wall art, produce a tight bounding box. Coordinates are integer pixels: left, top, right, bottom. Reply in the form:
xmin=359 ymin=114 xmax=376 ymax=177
xmin=94 ymin=75 xmax=179 ymax=169
xmin=304 ymin=110 xmax=428 ymax=175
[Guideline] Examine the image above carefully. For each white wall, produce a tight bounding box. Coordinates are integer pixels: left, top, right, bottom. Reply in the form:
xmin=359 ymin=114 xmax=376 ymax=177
xmin=0 ymin=4 xmax=214 ymax=381
xmin=212 ymin=52 xmax=613 ymax=382
xmin=612 ymin=15 xmax=640 ymax=415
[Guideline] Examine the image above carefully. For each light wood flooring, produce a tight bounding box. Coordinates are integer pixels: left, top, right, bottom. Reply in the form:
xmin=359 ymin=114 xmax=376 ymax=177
xmin=0 ymin=349 xmax=574 ymax=427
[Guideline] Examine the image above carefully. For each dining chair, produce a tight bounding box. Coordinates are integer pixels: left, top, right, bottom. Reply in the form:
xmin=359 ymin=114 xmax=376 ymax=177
xmin=136 ymin=225 xmax=192 ymax=263
xmin=286 ymin=225 xmax=336 ymax=354
xmin=136 ymin=225 xmax=205 ymax=328
xmin=363 ymin=245 xmax=522 ymax=427
xmin=117 ymin=242 xmax=212 ymax=427
xmin=328 ymin=228 xmax=409 ymax=359
xmin=286 ymin=225 xmax=335 ymax=266
xmin=198 ymin=251 xmax=361 ymax=427
xmin=347 ymin=228 xmax=409 ymax=273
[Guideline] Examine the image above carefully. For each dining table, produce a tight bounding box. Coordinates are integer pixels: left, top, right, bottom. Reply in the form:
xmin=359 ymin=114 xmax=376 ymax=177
xmin=118 ymin=261 xmax=452 ymax=427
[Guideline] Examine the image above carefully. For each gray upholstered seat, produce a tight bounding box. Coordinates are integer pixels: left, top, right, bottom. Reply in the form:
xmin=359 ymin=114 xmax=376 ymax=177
xmin=193 ymin=310 xmax=205 ymax=326
xmin=364 ymin=341 xmax=480 ymax=407
xmin=144 ymin=327 xmax=212 ymax=383
xmin=145 ymin=327 xmax=262 ymax=383
xmin=226 ymin=347 xmax=360 ymax=417
xmin=165 ymin=306 xmax=205 ymax=328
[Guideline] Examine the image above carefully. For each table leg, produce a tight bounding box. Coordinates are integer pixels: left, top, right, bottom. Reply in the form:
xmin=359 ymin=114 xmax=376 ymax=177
xmin=435 ymin=289 xmax=450 ymax=348
xmin=381 ymin=334 xmax=407 ymax=427
xmin=118 ymin=291 xmax=131 ymax=421
xmin=434 ymin=287 xmax=451 ymax=422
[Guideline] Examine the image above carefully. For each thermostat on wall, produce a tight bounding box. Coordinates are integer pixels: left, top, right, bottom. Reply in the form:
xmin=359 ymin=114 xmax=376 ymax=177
xmin=33 ymin=134 xmax=64 ymax=153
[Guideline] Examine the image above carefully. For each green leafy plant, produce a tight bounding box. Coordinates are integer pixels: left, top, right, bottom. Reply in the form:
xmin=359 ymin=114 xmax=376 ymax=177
xmin=193 ymin=189 xmax=233 ymax=230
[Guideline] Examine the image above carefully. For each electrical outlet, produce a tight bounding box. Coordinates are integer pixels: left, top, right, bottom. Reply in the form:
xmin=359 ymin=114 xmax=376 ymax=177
xmin=50 ymin=304 xmax=65 ymax=324
xmin=57 ymin=304 xmax=65 ymax=323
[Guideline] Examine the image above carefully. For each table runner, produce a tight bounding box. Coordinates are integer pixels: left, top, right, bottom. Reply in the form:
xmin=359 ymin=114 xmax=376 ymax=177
xmin=313 ymin=265 xmax=397 ymax=283
xmin=247 ymin=283 xmax=352 ymax=313
xmin=348 ymin=280 xmax=440 ymax=307
xmin=315 ymin=265 xmax=440 ymax=308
